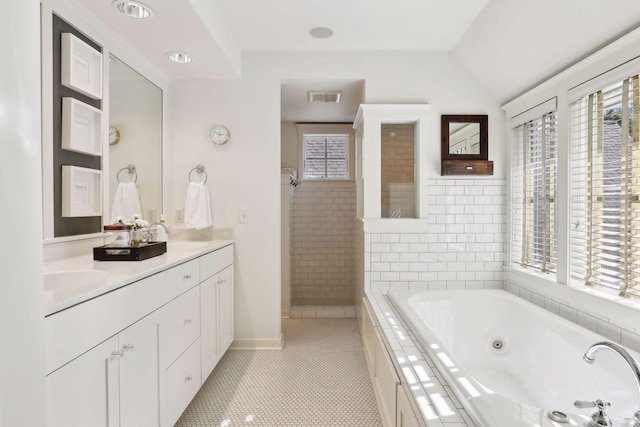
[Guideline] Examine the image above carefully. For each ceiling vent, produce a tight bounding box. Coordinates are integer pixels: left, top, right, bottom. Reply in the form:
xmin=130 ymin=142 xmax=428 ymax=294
xmin=307 ymin=91 xmax=342 ymax=103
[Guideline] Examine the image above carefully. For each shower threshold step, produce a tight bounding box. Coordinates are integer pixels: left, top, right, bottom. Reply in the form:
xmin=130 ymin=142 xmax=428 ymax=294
xmin=289 ymin=305 xmax=356 ymax=319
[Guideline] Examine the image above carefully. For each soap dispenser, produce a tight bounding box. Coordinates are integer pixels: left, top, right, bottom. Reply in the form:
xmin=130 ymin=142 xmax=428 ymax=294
xmin=155 ymin=214 xmax=168 ymax=242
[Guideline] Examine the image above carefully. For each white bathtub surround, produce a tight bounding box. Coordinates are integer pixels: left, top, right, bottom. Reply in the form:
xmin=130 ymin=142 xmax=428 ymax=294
xmin=504 ymin=269 xmax=640 ymax=355
xmin=386 ymin=289 xmax=640 ymax=427
xmin=289 ymin=305 xmax=356 ymax=319
xmin=366 ymin=292 xmax=476 ymax=426
xmin=364 ymin=179 xmax=506 ymax=294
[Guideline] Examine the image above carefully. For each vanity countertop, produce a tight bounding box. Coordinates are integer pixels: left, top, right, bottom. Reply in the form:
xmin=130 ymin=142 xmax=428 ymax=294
xmin=44 ymin=240 xmax=233 ymax=316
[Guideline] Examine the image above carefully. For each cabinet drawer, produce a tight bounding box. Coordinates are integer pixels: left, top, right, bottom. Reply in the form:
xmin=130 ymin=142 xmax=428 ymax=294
xmin=199 ymin=245 xmax=233 ymax=281
xmin=164 ymin=339 xmax=201 ymax=426
xmin=160 ymin=286 xmax=200 ymax=368
xmin=162 ymin=258 xmax=199 ymax=296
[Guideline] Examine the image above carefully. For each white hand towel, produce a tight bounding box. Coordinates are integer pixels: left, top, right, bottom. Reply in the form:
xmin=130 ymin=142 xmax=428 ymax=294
xmin=184 ymin=182 xmax=212 ymax=229
xmin=111 ymin=182 xmax=142 ymax=223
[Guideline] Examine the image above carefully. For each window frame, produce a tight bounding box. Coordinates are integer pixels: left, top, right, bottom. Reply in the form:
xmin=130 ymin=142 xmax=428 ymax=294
xmin=569 ymin=75 xmax=640 ymax=298
xmin=510 ymin=109 xmax=558 ymax=276
xmin=302 ymin=133 xmax=350 ymax=180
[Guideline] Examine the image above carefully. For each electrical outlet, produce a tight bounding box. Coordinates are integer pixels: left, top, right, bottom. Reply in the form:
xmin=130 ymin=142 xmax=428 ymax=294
xmin=175 ymin=208 xmax=184 ymax=224
xmin=146 ymin=208 xmax=157 ymax=222
xmin=239 ymin=208 xmax=249 ymax=224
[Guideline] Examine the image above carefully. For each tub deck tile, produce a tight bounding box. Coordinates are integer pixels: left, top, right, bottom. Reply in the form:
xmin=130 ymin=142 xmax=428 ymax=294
xmin=367 ymin=290 xmax=473 ymax=426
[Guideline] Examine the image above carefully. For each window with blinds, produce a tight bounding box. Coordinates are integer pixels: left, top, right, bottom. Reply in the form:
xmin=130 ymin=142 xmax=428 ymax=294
xmin=302 ymin=134 xmax=349 ymax=179
xmin=570 ymin=75 xmax=640 ymax=297
xmin=511 ymin=111 xmax=558 ymax=274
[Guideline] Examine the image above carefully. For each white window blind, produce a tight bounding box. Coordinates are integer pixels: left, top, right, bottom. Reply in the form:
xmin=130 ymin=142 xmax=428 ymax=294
xmin=302 ymin=134 xmax=349 ymax=179
xmin=511 ymin=111 xmax=558 ymax=274
xmin=570 ymin=75 xmax=640 ymax=297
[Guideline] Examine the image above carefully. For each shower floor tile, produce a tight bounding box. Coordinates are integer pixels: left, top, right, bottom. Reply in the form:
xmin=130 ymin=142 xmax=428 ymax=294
xmin=176 ymin=318 xmax=382 ymax=427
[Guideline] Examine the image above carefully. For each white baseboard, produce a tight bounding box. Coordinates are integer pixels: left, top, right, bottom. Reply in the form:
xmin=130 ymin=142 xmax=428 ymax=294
xmin=229 ymin=334 xmax=284 ymax=350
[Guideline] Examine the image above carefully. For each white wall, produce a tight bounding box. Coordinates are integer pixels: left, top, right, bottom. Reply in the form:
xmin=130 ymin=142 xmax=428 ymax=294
xmin=167 ymin=51 xmax=506 ymax=344
xmin=0 ymin=1 xmax=45 ymax=425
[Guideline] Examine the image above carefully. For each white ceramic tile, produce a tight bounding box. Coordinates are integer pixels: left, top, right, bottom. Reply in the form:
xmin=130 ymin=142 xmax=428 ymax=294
xmin=177 ymin=319 xmax=382 ymax=427
xmin=577 ymin=312 xmax=599 ymax=333
xmin=597 ymin=320 xmax=622 ymax=342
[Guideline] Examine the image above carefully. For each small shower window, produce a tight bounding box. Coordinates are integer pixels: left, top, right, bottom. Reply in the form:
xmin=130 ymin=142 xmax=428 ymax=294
xmin=302 ymin=134 xmax=349 ymax=180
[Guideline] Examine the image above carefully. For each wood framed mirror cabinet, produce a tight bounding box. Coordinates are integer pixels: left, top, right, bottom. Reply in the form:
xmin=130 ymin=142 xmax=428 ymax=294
xmin=440 ymin=114 xmax=493 ymax=175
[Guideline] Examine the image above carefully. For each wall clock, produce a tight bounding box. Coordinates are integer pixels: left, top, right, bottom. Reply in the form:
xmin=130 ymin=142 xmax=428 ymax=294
xmin=210 ymin=124 xmax=230 ymax=145
xmin=109 ymin=125 xmax=120 ymax=145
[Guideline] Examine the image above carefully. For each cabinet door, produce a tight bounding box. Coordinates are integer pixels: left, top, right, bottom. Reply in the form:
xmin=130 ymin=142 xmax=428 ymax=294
xmin=217 ymin=265 xmax=234 ymax=355
xmin=46 ymin=335 xmax=120 ymax=427
xmin=119 ymin=312 xmax=159 ymax=427
xmin=396 ymin=384 xmax=421 ymax=427
xmin=200 ymin=275 xmax=218 ymax=382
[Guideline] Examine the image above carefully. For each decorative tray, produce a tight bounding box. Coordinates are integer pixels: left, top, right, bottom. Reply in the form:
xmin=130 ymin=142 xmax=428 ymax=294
xmin=93 ymin=241 xmax=167 ymax=261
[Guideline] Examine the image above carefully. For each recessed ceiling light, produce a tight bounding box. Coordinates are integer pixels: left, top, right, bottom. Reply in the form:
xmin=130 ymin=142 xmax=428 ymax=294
xmin=309 ymin=27 xmax=333 ymax=39
xmin=166 ymin=52 xmax=194 ymax=64
xmin=308 ymin=91 xmax=342 ymax=103
xmin=112 ymin=0 xmax=153 ymax=19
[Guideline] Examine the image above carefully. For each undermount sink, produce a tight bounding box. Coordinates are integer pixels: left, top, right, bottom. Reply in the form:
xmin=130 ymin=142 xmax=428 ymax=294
xmin=44 ymin=270 xmax=108 ymax=293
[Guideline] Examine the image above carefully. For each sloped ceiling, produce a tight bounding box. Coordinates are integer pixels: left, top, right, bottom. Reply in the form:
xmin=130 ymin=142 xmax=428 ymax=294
xmin=453 ymin=0 xmax=640 ymax=104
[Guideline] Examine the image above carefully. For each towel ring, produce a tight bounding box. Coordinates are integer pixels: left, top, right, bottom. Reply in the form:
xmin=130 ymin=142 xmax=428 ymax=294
xmin=189 ymin=164 xmax=207 ymax=183
xmin=117 ymin=164 xmax=137 ymax=183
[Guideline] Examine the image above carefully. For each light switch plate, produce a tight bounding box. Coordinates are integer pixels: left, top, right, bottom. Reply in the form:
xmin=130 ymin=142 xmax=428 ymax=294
xmin=239 ymin=208 xmax=249 ymax=224
xmin=175 ymin=208 xmax=184 ymax=224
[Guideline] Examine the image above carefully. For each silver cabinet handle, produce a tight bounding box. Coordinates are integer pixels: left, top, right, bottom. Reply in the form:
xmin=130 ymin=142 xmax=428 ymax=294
xmin=122 ymin=343 xmax=134 ymax=352
xmin=185 ymin=375 xmax=193 ymax=382
xmin=217 ymin=279 xmax=226 ymax=285
xmin=184 ymin=274 xmax=192 ymax=280
xmin=184 ymin=318 xmax=192 ymax=325
xmin=110 ymin=350 xmax=124 ymax=360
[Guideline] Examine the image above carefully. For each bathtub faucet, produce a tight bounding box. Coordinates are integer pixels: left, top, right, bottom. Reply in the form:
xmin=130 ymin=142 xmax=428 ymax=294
xmin=583 ymin=341 xmax=640 ymax=427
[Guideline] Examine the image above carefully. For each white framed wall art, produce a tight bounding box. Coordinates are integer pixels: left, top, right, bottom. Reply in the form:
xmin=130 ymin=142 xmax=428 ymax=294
xmin=61 ymin=97 xmax=102 ymax=156
xmin=61 ymin=32 xmax=103 ymax=100
xmin=61 ymin=165 xmax=102 ymax=217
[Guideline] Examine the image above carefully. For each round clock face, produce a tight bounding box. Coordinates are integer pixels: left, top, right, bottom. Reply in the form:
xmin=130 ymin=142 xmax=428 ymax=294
xmin=109 ymin=126 xmax=120 ymax=145
xmin=210 ymin=124 xmax=230 ymax=145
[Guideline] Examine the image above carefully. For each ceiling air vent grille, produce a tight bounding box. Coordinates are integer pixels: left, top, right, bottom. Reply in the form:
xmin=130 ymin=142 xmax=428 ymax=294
xmin=307 ymin=91 xmax=342 ymax=103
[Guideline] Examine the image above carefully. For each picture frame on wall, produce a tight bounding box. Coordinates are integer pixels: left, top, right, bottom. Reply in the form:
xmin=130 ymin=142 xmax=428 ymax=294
xmin=61 ymin=97 xmax=102 ymax=156
xmin=61 ymin=32 xmax=103 ymax=100
xmin=61 ymin=165 xmax=102 ymax=217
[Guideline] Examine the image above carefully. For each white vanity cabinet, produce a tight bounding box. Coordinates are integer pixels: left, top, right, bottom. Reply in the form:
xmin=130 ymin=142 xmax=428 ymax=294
xmin=159 ymin=285 xmax=202 ymax=426
xmin=46 ymin=336 xmax=119 ymax=427
xmin=46 ymin=311 xmax=159 ymax=427
xmin=199 ymin=245 xmax=234 ymax=382
xmin=44 ymin=242 xmax=234 ymax=427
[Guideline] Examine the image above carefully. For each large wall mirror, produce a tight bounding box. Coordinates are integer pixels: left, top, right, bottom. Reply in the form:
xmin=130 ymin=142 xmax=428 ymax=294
xmin=108 ymin=56 xmax=162 ymax=223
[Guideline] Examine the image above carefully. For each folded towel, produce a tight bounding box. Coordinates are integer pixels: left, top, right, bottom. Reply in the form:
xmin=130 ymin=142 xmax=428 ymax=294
xmin=111 ymin=182 xmax=142 ymax=223
xmin=184 ymin=182 xmax=212 ymax=229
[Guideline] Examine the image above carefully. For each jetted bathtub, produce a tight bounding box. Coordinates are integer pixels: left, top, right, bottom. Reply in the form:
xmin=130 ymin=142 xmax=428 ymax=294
xmin=387 ymin=289 xmax=640 ymax=427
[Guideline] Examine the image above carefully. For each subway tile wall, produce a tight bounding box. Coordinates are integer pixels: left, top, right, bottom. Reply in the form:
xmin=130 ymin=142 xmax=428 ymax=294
xmin=365 ymin=179 xmax=507 ymax=293
xmin=292 ymin=181 xmax=356 ymax=306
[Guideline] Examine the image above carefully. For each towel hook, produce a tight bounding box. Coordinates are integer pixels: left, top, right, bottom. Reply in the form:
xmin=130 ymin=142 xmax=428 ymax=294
xmin=188 ymin=164 xmax=207 ymax=183
xmin=117 ymin=164 xmax=137 ymax=183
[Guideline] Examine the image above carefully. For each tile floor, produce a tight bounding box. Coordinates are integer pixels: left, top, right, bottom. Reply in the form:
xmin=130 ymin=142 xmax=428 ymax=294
xmin=176 ymin=318 xmax=383 ymax=427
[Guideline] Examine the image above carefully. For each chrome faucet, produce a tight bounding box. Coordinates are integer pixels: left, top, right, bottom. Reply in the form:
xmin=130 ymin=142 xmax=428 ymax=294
xmin=582 ymin=341 xmax=640 ymax=427
xmin=145 ymin=222 xmax=169 ymax=242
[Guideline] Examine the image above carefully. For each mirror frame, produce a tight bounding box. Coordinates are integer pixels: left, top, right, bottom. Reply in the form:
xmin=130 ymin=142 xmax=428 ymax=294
xmin=441 ymin=114 xmax=488 ymax=161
